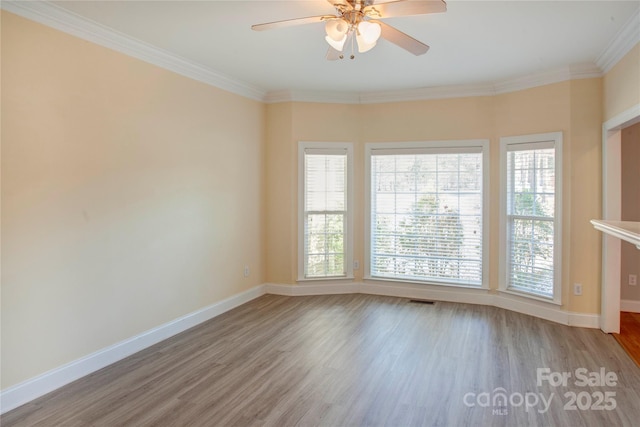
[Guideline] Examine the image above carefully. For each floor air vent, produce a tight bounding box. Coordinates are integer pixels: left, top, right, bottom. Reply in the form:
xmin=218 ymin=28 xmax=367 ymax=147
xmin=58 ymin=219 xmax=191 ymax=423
xmin=409 ymin=299 xmax=435 ymax=305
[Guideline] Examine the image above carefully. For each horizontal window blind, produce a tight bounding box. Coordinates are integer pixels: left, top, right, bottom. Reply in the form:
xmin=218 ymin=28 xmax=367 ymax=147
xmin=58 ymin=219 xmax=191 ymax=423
xmin=304 ymin=151 xmax=347 ymax=278
xmin=506 ymin=145 xmax=556 ymax=297
xmin=370 ymin=151 xmax=483 ymax=285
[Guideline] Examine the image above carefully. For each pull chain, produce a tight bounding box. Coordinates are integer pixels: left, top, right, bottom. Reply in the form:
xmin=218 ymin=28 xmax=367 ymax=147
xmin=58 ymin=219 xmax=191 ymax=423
xmin=350 ymin=29 xmax=355 ymax=59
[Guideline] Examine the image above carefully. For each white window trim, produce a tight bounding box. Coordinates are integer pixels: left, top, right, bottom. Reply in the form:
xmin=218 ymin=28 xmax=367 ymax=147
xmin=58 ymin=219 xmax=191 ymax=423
xmin=298 ymin=141 xmax=354 ymax=282
xmin=364 ymin=139 xmax=490 ymax=289
xmin=499 ymin=132 xmax=563 ymax=305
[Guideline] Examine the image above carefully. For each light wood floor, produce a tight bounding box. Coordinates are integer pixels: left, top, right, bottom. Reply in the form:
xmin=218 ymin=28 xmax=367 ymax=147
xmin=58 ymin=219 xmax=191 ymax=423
xmin=614 ymin=312 xmax=640 ymax=367
xmin=3 ymin=294 xmax=640 ymax=426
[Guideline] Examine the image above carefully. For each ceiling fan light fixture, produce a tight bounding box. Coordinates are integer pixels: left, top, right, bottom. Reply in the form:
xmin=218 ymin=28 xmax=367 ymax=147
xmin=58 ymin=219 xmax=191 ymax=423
xmin=356 ymin=36 xmax=377 ymax=53
xmin=252 ymin=0 xmax=441 ymax=60
xmin=357 ymin=21 xmax=382 ymax=45
xmin=325 ymin=34 xmax=347 ymax=51
xmin=325 ymin=19 xmax=348 ymax=42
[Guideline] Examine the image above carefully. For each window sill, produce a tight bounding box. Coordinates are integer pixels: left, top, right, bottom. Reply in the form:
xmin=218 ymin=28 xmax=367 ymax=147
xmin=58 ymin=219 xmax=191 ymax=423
xmin=364 ymin=275 xmax=486 ymax=290
xmin=296 ymin=276 xmax=355 ymax=283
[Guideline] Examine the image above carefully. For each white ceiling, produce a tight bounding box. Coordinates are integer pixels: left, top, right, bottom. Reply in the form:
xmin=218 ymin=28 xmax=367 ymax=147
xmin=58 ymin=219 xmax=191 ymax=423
xmin=38 ymin=1 xmax=640 ymax=96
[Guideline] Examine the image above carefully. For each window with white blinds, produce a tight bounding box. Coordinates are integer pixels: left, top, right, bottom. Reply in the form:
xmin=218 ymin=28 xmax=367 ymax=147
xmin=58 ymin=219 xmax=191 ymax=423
xmin=298 ymin=143 xmax=353 ymax=280
xmin=366 ymin=141 xmax=489 ymax=287
xmin=500 ymin=133 xmax=562 ymax=302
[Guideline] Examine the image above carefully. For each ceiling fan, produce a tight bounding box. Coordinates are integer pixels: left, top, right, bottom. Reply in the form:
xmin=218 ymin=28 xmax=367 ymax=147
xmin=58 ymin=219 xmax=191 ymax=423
xmin=252 ymin=0 xmax=447 ymax=60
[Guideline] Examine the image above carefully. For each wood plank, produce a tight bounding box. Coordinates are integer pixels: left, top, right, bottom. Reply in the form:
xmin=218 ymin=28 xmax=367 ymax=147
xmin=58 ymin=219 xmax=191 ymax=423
xmin=613 ymin=311 xmax=640 ymax=367
xmin=2 ymin=294 xmax=640 ymax=426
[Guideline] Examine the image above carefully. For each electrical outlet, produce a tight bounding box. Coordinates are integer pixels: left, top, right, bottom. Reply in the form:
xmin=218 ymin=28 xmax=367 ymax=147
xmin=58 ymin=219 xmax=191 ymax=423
xmin=574 ymin=283 xmax=583 ymax=296
xmin=630 ymin=274 xmax=638 ymax=286
xmin=243 ymin=265 xmax=250 ymax=277
xmin=354 ymin=260 xmax=360 ymax=270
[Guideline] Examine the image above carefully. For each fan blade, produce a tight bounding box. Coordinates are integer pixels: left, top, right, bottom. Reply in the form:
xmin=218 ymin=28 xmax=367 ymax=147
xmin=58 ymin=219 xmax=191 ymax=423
xmin=326 ymin=0 xmax=354 ymax=11
xmin=365 ymin=0 xmax=446 ymax=18
xmin=373 ymin=20 xmax=430 ymax=55
xmin=326 ymin=47 xmax=342 ymax=61
xmin=252 ymin=15 xmax=336 ymax=31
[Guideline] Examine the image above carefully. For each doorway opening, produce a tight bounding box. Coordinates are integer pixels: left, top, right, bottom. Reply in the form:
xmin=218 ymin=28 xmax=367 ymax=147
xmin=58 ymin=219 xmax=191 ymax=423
xmin=600 ymin=104 xmax=640 ymax=333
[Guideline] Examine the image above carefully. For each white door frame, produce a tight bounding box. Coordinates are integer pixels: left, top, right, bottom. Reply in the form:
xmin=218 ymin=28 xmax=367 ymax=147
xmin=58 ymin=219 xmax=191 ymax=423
xmin=600 ymin=104 xmax=640 ymax=333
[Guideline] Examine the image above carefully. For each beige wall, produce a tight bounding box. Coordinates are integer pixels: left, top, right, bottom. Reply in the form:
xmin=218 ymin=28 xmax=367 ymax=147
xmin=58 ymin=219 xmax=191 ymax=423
xmin=266 ymin=79 xmax=605 ymax=314
xmin=567 ymin=78 xmax=605 ymax=313
xmin=604 ymin=42 xmax=640 ymax=121
xmin=265 ymin=103 xmax=294 ymax=284
xmin=1 ymin=12 xmax=265 ymax=389
xmin=621 ymin=122 xmax=640 ymax=301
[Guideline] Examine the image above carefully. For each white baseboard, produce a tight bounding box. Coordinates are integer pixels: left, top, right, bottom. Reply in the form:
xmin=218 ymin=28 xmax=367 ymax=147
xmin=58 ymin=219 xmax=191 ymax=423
xmin=266 ymin=282 xmax=360 ymax=296
xmin=365 ymin=283 xmax=601 ymax=328
xmin=360 ymin=281 xmax=494 ymax=306
xmin=568 ymin=312 xmax=602 ymax=328
xmin=492 ymin=293 xmax=569 ymax=325
xmin=621 ymin=299 xmax=640 ymax=313
xmin=0 ymin=285 xmax=266 ymax=415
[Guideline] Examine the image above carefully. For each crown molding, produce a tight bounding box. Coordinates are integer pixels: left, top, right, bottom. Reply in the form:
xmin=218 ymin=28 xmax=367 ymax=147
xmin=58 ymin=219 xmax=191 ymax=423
xmin=264 ymin=90 xmax=361 ymax=104
xmin=1 ymin=0 xmax=267 ymax=102
xmin=264 ymin=85 xmax=497 ymax=104
xmin=596 ymin=7 xmax=640 ymax=74
xmin=358 ymin=83 xmax=495 ymax=104
xmin=493 ymin=63 xmax=602 ymax=95
xmin=568 ymin=63 xmax=606 ymax=80
xmin=268 ymin=64 xmax=603 ymax=104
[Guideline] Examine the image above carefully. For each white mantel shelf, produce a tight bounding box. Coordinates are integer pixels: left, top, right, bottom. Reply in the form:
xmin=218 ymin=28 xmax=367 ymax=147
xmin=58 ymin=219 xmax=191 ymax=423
xmin=591 ymin=220 xmax=640 ymax=250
